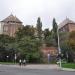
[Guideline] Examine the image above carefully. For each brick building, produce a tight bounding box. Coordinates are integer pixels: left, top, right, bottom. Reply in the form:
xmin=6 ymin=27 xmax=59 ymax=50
xmin=41 ymin=46 xmax=58 ymax=62
xmin=41 ymin=47 xmax=57 ymax=56
xmin=0 ymin=14 xmax=23 ymax=37
xmin=58 ymin=18 xmax=75 ymax=32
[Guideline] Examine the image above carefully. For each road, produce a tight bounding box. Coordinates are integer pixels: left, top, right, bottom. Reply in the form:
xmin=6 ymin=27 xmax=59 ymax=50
xmin=0 ymin=65 xmax=75 ymax=75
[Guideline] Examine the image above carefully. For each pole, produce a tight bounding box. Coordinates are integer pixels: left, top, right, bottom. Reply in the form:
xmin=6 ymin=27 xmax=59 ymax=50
xmin=57 ymin=27 xmax=62 ymax=69
xmin=47 ymin=54 xmax=50 ymax=64
xmin=15 ymin=54 xmax=17 ymax=64
xmin=6 ymin=56 xmax=9 ymax=62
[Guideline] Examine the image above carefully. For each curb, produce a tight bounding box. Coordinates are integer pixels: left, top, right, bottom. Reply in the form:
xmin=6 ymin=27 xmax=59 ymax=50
xmin=61 ymin=68 xmax=75 ymax=72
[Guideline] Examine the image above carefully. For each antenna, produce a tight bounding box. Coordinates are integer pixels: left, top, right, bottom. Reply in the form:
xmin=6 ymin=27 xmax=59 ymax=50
xmin=10 ymin=8 xmax=13 ymax=15
xmin=66 ymin=16 xmax=69 ymax=19
xmin=66 ymin=16 xmax=67 ymax=19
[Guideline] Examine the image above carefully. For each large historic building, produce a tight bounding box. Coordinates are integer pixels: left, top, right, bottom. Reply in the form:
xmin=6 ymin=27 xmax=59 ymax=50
xmin=58 ymin=18 xmax=75 ymax=44
xmin=0 ymin=14 xmax=23 ymax=37
xmin=58 ymin=18 xmax=75 ymax=32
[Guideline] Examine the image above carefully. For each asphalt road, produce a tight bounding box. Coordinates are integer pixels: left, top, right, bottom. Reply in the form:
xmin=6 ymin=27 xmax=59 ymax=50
xmin=0 ymin=65 xmax=75 ymax=75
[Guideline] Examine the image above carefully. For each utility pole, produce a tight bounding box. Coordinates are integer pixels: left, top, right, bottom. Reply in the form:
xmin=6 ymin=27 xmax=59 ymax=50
xmin=57 ymin=27 xmax=62 ymax=69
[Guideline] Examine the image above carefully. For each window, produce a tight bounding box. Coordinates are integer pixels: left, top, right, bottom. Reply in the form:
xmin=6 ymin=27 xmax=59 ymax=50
xmin=3 ymin=26 xmax=8 ymax=32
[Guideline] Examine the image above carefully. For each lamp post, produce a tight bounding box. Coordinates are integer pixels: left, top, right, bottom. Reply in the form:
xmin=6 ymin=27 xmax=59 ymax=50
xmin=57 ymin=27 xmax=62 ymax=69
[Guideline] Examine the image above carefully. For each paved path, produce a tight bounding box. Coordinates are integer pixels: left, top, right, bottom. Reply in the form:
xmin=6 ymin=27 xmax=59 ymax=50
xmin=22 ymin=64 xmax=59 ymax=69
xmin=0 ymin=64 xmax=59 ymax=69
xmin=0 ymin=64 xmax=75 ymax=72
xmin=0 ymin=64 xmax=75 ymax=75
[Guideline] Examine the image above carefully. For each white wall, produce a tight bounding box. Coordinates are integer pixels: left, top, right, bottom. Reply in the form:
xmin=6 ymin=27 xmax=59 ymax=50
xmin=0 ymin=22 xmax=3 ymax=34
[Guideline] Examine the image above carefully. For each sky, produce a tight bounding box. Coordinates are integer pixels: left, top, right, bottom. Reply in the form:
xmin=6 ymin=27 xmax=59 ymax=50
xmin=0 ymin=0 xmax=75 ymax=30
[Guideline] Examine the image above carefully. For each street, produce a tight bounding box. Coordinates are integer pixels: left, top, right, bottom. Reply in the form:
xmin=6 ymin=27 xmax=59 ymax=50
xmin=0 ymin=65 xmax=75 ymax=75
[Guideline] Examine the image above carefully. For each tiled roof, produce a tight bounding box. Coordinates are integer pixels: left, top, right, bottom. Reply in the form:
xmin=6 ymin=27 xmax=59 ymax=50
xmin=1 ymin=14 xmax=22 ymax=23
xmin=58 ymin=18 xmax=75 ymax=29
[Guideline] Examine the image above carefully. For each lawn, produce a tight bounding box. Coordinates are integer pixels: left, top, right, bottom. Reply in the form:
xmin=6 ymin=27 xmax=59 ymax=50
xmin=62 ymin=63 xmax=75 ymax=69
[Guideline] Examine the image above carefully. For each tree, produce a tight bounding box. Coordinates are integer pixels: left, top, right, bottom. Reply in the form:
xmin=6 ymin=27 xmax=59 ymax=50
xmin=17 ymin=36 xmax=42 ymax=63
xmin=52 ymin=18 xmax=58 ymax=46
xmin=43 ymin=28 xmax=54 ymax=47
xmin=44 ymin=29 xmax=51 ymax=39
xmin=61 ymin=31 xmax=75 ymax=62
xmin=16 ymin=25 xmax=35 ymax=40
xmin=15 ymin=25 xmax=43 ymax=63
xmin=0 ymin=34 xmax=15 ymax=62
xmin=36 ymin=17 xmax=42 ymax=41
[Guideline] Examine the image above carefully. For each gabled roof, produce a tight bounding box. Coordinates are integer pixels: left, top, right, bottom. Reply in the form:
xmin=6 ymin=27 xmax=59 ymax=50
xmin=1 ymin=14 xmax=22 ymax=23
xmin=58 ymin=18 xmax=75 ymax=29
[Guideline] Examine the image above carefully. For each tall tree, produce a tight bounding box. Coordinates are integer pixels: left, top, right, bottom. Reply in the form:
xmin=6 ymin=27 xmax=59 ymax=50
xmin=52 ymin=18 xmax=58 ymax=46
xmin=44 ymin=29 xmax=50 ymax=39
xmin=36 ymin=17 xmax=42 ymax=40
xmin=15 ymin=25 xmax=42 ymax=63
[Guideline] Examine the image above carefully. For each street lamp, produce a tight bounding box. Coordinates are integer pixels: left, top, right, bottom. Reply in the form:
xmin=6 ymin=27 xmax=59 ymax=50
xmin=57 ymin=27 xmax=62 ymax=69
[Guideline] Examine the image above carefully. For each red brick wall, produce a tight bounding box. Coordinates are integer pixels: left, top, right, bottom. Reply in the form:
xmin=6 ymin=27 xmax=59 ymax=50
xmin=41 ymin=47 xmax=58 ymax=57
xmin=68 ymin=23 xmax=75 ymax=32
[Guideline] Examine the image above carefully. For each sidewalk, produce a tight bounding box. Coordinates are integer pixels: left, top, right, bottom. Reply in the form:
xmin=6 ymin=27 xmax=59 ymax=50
xmin=0 ymin=64 xmax=59 ymax=69
xmin=22 ymin=64 xmax=59 ymax=69
xmin=0 ymin=64 xmax=75 ymax=71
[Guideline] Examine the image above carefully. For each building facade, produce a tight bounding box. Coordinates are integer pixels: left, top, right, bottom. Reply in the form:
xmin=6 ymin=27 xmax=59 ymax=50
xmin=41 ymin=46 xmax=58 ymax=62
xmin=0 ymin=14 xmax=23 ymax=37
xmin=41 ymin=47 xmax=57 ymax=56
xmin=58 ymin=18 xmax=75 ymax=32
xmin=0 ymin=22 xmax=3 ymax=34
xmin=58 ymin=18 xmax=75 ymax=44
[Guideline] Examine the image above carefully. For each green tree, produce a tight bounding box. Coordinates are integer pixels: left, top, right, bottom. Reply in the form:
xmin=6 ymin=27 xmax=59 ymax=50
xmin=17 ymin=36 xmax=42 ymax=63
xmin=15 ymin=25 xmax=43 ymax=63
xmin=36 ymin=17 xmax=42 ymax=41
xmin=44 ymin=29 xmax=51 ymax=39
xmin=16 ymin=25 xmax=35 ymax=40
xmin=43 ymin=28 xmax=54 ymax=47
xmin=0 ymin=34 xmax=15 ymax=62
xmin=52 ymin=18 xmax=58 ymax=46
xmin=61 ymin=31 xmax=75 ymax=62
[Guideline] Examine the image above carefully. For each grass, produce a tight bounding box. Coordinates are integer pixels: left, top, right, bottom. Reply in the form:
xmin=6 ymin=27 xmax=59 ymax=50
xmin=62 ymin=63 xmax=75 ymax=69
